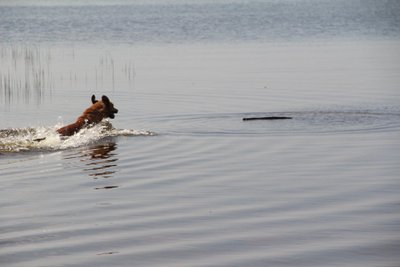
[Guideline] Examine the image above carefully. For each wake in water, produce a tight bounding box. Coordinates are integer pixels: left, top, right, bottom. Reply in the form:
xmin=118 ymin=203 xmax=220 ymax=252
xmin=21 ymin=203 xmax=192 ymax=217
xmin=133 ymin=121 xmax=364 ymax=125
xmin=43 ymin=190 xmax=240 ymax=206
xmin=155 ymin=108 xmax=400 ymax=136
xmin=0 ymin=120 xmax=155 ymax=153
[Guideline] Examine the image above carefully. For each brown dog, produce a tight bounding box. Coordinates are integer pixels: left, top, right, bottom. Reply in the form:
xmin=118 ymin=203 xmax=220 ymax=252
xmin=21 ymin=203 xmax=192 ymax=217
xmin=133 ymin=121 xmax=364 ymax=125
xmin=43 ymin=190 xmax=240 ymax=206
xmin=57 ymin=95 xmax=118 ymax=136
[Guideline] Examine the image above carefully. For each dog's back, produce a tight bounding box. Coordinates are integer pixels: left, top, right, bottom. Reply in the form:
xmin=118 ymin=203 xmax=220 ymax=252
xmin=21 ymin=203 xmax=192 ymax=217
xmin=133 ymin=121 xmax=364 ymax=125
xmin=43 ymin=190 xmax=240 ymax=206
xmin=57 ymin=95 xmax=118 ymax=136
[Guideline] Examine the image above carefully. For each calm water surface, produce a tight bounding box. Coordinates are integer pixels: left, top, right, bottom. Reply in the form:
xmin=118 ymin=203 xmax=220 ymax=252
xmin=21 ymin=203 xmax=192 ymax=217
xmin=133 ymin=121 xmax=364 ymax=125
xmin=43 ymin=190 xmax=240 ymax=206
xmin=1 ymin=1 xmax=400 ymax=266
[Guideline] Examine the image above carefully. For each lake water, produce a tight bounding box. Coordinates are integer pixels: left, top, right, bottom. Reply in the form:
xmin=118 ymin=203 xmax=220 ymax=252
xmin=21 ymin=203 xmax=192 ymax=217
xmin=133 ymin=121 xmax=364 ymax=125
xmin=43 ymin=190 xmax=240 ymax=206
xmin=1 ymin=1 xmax=400 ymax=266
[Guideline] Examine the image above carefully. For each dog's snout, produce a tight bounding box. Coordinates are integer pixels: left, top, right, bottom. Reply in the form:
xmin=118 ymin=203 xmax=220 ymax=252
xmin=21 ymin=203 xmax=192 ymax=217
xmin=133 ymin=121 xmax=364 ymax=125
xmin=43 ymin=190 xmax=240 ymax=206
xmin=114 ymin=109 xmax=118 ymax=113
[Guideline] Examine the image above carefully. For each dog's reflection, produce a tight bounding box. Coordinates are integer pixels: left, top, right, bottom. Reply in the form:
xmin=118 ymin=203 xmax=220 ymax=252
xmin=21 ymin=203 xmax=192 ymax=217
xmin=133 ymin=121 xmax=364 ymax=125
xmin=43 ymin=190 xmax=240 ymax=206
xmin=81 ymin=141 xmax=118 ymax=179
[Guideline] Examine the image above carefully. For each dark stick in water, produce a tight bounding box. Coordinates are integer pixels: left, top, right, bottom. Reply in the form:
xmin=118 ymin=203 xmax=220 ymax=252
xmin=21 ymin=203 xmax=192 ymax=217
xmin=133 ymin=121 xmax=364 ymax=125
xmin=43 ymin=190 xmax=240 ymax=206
xmin=243 ymin=116 xmax=292 ymax=121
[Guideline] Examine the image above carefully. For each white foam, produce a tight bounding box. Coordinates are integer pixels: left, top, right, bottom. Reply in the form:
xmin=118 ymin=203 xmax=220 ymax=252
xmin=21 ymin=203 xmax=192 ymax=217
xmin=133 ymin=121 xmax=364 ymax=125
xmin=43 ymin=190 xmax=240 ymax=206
xmin=0 ymin=121 xmax=155 ymax=153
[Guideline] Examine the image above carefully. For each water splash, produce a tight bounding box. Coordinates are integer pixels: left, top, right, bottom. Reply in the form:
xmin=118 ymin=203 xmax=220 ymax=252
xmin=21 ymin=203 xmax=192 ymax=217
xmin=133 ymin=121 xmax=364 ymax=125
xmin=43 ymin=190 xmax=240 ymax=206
xmin=0 ymin=121 xmax=155 ymax=153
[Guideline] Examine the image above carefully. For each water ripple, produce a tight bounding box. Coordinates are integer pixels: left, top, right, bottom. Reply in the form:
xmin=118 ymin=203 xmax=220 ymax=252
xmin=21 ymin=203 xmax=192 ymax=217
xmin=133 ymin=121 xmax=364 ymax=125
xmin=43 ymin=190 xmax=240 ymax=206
xmin=146 ymin=109 xmax=400 ymax=136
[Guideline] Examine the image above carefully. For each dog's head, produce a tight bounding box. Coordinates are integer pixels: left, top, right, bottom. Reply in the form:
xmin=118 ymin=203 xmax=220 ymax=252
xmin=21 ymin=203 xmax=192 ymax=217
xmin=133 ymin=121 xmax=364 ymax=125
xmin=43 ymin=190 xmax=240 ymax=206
xmin=92 ymin=94 xmax=118 ymax=119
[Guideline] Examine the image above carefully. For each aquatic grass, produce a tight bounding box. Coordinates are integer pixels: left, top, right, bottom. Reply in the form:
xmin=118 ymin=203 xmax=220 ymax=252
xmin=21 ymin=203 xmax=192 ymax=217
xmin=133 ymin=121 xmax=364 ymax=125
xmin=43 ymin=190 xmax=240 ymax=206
xmin=0 ymin=45 xmax=136 ymax=105
xmin=0 ymin=45 xmax=53 ymax=105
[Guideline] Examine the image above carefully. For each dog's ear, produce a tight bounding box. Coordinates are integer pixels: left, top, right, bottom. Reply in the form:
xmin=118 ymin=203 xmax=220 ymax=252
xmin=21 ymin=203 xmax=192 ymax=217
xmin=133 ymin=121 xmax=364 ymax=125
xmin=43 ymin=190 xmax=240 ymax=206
xmin=102 ymin=95 xmax=111 ymax=106
xmin=91 ymin=95 xmax=98 ymax=104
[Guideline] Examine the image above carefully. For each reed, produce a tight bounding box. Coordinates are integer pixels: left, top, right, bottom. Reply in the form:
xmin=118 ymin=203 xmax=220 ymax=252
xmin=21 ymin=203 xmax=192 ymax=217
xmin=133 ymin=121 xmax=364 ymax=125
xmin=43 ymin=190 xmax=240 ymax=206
xmin=0 ymin=44 xmax=136 ymax=105
xmin=0 ymin=45 xmax=52 ymax=104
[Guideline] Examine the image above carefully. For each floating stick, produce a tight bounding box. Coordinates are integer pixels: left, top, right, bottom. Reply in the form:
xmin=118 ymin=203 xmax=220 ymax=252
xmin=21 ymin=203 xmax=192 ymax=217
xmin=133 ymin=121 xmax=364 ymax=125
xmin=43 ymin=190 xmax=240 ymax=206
xmin=243 ymin=116 xmax=292 ymax=121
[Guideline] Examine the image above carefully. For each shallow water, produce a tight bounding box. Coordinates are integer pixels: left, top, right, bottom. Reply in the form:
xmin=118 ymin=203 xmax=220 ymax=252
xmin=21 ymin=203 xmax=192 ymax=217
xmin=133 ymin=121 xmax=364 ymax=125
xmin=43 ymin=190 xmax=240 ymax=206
xmin=1 ymin=1 xmax=400 ymax=266
xmin=1 ymin=41 xmax=399 ymax=267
